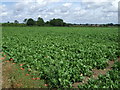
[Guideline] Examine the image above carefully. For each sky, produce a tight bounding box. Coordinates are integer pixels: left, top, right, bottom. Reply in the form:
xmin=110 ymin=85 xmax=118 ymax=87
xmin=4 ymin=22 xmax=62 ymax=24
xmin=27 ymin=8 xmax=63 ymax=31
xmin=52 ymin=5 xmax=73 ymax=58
xmin=0 ymin=0 xmax=119 ymax=24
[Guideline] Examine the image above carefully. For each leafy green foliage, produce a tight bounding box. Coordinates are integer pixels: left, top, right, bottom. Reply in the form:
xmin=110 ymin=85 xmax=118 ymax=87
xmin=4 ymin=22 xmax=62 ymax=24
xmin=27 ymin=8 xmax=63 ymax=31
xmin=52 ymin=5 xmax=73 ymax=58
xmin=49 ymin=18 xmax=64 ymax=26
xmin=36 ymin=17 xmax=44 ymax=26
xmin=26 ymin=18 xmax=35 ymax=26
xmin=78 ymin=61 xmax=120 ymax=88
xmin=2 ymin=27 xmax=118 ymax=88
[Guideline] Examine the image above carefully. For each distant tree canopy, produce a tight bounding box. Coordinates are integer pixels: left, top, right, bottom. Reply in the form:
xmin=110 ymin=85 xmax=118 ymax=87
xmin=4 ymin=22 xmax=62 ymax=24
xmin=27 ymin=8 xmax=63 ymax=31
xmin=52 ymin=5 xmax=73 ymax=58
xmin=25 ymin=18 xmax=66 ymax=26
xmin=49 ymin=18 xmax=64 ymax=26
xmin=36 ymin=17 xmax=44 ymax=26
xmin=2 ymin=17 xmax=119 ymax=27
xmin=2 ymin=23 xmax=25 ymax=27
xmin=26 ymin=18 xmax=35 ymax=26
xmin=23 ymin=19 xmax=27 ymax=24
xmin=107 ymin=23 xmax=114 ymax=26
xmin=14 ymin=20 xmax=19 ymax=24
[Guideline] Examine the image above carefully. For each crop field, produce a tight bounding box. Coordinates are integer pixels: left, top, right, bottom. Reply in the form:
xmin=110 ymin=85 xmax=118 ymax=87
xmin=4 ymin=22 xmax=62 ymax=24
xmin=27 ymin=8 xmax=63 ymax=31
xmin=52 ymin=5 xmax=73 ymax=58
xmin=1 ymin=27 xmax=120 ymax=88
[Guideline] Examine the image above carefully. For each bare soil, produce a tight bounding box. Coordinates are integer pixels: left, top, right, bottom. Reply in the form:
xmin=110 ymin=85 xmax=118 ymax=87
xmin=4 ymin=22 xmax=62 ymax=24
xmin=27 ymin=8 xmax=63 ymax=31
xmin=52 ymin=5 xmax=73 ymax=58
xmin=2 ymin=61 xmax=46 ymax=88
xmin=72 ymin=60 xmax=115 ymax=88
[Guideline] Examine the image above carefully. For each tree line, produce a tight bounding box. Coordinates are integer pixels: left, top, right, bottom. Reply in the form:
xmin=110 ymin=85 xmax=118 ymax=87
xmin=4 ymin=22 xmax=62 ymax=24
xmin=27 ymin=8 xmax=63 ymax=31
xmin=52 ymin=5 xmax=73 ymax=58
xmin=2 ymin=17 xmax=70 ymax=27
xmin=1 ymin=17 xmax=119 ymax=27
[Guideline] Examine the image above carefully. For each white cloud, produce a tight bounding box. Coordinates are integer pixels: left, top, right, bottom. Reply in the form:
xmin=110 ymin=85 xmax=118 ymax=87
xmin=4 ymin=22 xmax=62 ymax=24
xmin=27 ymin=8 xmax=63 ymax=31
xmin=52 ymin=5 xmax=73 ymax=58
xmin=0 ymin=4 xmax=9 ymax=21
xmin=1 ymin=12 xmax=8 ymax=16
xmin=0 ymin=4 xmax=7 ymax=12
xmin=111 ymin=0 xmax=119 ymax=9
xmin=63 ymin=3 xmax=72 ymax=7
xmin=81 ymin=0 xmax=113 ymax=2
xmin=0 ymin=0 xmax=119 ymax=24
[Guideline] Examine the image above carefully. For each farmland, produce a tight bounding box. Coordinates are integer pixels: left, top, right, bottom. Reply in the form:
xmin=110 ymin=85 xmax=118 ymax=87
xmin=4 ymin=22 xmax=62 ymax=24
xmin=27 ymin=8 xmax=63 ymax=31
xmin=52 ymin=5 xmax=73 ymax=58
xmin=2 ymin=26 xmax=119 ymax=88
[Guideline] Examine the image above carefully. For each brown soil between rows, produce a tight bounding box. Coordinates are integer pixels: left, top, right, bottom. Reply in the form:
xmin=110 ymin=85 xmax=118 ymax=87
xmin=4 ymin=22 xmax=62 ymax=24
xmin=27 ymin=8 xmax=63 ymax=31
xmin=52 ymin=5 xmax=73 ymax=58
xmin=2 ymin=56 xmax=120 ymax=88
xmin=72 ymin=60 xmax=115 ymax=88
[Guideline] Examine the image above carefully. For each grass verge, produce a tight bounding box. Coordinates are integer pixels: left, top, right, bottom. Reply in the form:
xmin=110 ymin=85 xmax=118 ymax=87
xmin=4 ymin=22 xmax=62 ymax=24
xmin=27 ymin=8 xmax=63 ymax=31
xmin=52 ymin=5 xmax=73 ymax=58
xmin=2 ymin=59 xmax=47 ymax=88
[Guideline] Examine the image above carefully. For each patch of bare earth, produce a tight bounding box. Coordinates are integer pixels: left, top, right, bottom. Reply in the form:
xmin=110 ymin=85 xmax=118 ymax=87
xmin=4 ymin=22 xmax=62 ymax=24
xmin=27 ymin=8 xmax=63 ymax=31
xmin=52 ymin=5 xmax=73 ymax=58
xmin=2 ymin=61 xmax=46 ymax=88
xmin=2 ymin=62 xmax=16 ymax=88
xmin=72 ymin=60 xmax=115 ymax=88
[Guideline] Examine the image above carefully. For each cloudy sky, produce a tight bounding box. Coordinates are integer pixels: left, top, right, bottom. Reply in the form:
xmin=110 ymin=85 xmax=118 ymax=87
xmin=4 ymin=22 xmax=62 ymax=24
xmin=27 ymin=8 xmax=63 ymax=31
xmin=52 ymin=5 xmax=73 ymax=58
xmin=0 ymin=0 xmax=119 ymax=24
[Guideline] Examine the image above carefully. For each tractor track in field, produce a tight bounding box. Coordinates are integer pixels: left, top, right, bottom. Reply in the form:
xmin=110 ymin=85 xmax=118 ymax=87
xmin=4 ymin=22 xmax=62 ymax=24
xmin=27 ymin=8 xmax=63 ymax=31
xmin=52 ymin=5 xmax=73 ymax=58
xmin=72 ymin=58 xmax=119 ymax=88
xmin=1 ymin=51 xmax=119 ymax=88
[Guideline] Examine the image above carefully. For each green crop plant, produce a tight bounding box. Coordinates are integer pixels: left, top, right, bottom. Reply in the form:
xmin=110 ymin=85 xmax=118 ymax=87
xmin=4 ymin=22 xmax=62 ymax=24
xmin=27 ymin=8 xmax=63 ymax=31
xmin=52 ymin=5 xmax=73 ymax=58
xmin=2 ymin=27 xmax=119 ymax=88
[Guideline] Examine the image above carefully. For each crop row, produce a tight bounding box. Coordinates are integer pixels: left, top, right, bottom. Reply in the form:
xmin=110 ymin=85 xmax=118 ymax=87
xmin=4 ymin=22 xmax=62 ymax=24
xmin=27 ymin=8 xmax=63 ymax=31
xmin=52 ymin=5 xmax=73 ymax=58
xmin=78 ymin=61 xmax=120 ymax=88
xmin=2 ymin=27 xmax=119 ymax=88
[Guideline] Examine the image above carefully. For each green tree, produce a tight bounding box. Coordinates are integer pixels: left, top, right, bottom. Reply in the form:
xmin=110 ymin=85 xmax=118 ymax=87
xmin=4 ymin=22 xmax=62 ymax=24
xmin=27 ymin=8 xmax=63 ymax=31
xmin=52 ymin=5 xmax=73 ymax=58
xmin=26 ymin=18 xmax=35 ymax=26
xmin=45 ymin=21 xmax=49 ymax=24
xmin=107 ymin=23 xmax=113 ymax=26
xmin=14 ymin=20 xmax=19 ymax=24
xmin=36 ymin=17 xmax=44 ymax=26
xmin=23 ymin=19 xmax=27 ymax=24
xmin=50 ymin=18 xmax=64 ymax=26
xmin=44 ymin=21 xmax=50 ymax=26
